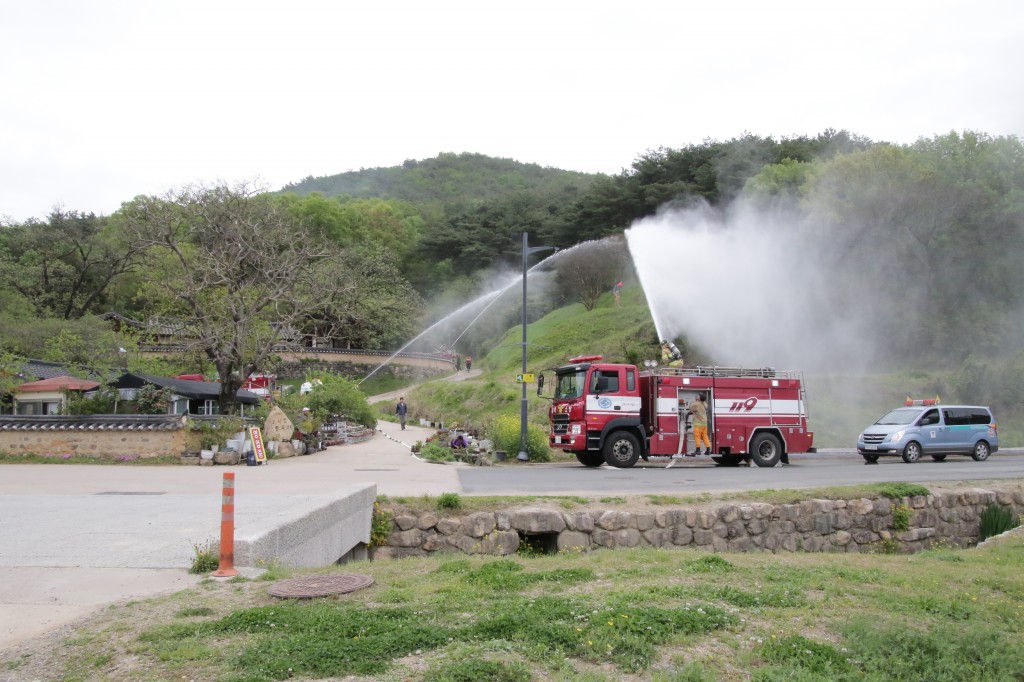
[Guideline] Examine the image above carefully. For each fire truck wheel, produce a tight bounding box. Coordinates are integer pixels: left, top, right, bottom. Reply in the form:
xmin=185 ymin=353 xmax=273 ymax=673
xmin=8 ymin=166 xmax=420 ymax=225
xmin=930 ymin=453 xmax=947 ymax=462
xmin=971 ymin=441 xmax=991 ymax=461
xmin=901 ymin=441 xmax=922 ymax=463
xmin=602 ymin=431 xmax=640 ymax=468
xmin=575 ymin=451 xmax=605 ymax=467
xmin=862 ymin=453 xmax=880 ymax=464
xmin=749 ymin=433 xmax=782 ymax=467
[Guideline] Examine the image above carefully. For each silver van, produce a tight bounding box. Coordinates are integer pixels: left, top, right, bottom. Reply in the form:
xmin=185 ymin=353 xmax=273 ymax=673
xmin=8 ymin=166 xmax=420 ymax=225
xmin=857 ymin=404 xmax=998 ymax=463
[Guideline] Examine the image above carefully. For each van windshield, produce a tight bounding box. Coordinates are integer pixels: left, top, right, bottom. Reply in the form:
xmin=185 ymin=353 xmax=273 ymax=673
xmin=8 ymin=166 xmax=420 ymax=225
xmin=875 ymin=408 xmax=923 ymax=425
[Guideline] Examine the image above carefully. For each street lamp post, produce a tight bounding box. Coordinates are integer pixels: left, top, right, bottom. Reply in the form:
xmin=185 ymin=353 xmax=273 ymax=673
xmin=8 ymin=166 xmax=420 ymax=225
xmin=518 ymin=232 xmax=557 ymax=461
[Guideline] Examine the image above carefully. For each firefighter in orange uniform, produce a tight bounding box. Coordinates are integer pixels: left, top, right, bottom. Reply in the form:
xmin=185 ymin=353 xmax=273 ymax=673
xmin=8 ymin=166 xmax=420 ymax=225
xmin=687 ymin=394 xmax=711 ymax=455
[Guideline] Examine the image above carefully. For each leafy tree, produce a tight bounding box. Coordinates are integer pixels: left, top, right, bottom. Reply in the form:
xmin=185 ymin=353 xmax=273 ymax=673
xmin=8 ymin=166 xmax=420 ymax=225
xmin=300 ymin=246 xmax=422 ymax=349
xmin=0 ymin=315 xmax=119 ymax=370
xmin=65 ymin=385 xmax=120 ymax=415
xmin=303 ymin=373 xmax=376 ymax=428
xmin=0 ymin=209 xmax=147 ymax=319
xmin=120 ymin=182 xmax=403 ymax=413
xmin=134 ymin=383 xmax=173 ymax=414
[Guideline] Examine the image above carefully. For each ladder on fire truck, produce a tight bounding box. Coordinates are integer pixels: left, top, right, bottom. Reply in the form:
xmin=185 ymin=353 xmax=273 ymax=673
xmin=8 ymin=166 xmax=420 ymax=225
xmin=655 ymin=365 xmax=802 ymax=379
xmin=654 ymin=366 xmax=811 ymax=420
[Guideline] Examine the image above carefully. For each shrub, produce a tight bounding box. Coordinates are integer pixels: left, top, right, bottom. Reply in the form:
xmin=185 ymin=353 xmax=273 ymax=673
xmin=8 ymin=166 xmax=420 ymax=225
xmin=370 ymin=501 xmax=392 ymax=547
xmin=189 ymin=541 xmax=219 ymax=574
xmin=892 ymin=504 xmax=912 ymax=531
xmin=437 ymin=492 xmax=462 ymax=510
xmin=979 ymin=504 xmax=1019 ymax=541
xmin=487 ymin=414 xmax=552 ymax=462
xmin=135 ymin=384 xmax=173 ymax=414
xmin=419 ymin=441 xmax=455 ymax=462
xmin=871 ymin=482 xmax=930 ymax=499
xmin=303 ymin=373 xmax=377 ymax=428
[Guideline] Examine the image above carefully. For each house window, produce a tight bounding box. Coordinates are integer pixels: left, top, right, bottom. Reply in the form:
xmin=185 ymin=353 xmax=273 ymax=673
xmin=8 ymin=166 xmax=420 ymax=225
xmin=199 ymin=400 xmax=219 ymax=416
xmin=16 ymin=401 xmax=41 ymax=415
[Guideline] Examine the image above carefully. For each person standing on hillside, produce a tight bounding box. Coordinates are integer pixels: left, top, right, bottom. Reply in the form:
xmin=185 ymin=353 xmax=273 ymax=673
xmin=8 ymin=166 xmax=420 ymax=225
xmin=465 ymin=356 xmax=472 ymax=372
xmin=687 ymin=394 xmax=711 ymax=455
xmin=396 ymin=397 xmax=408 ymax=430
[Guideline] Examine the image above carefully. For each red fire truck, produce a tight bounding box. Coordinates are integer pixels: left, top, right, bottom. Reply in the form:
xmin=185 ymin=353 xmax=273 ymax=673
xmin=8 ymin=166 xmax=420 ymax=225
xmin=542 ymin=356 xmax=814 ymax=468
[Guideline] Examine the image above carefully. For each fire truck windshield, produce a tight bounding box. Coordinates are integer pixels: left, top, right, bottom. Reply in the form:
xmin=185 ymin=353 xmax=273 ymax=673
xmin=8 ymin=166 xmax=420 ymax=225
xmin=555 ymin=369 xmax=586 ymax=400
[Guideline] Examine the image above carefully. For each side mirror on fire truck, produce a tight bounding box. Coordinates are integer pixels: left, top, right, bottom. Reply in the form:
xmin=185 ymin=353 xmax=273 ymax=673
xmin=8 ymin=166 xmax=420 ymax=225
xmin=536 ymin=373 xmax=545 ymax=395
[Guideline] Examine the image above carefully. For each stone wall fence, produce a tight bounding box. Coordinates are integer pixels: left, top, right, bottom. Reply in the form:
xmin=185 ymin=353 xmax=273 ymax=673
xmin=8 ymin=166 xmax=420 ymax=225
xmin=371 ymin=486 xmax=1024 ymax=559
xmin=0 ymin=414 xmax=188 ymax=459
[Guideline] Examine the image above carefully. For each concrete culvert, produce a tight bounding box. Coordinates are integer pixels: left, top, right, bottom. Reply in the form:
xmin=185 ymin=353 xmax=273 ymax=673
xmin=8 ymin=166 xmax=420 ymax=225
xmin=519 ymin=531 xmax=559 ymax=555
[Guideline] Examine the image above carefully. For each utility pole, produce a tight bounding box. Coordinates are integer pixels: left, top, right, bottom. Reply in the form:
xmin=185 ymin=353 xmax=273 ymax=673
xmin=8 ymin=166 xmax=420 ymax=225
xmin=519 ymin=232 xmax=557 ymax=461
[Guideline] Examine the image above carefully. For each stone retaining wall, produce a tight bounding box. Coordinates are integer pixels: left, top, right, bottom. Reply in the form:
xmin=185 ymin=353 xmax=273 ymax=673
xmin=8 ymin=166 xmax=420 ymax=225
xmin=372 ymin=487 xmax=1024 ymax=559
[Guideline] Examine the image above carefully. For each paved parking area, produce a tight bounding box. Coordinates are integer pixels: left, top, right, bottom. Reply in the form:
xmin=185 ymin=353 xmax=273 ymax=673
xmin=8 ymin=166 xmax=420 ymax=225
xmin=0 ymin=420 xmax=456 ymax=649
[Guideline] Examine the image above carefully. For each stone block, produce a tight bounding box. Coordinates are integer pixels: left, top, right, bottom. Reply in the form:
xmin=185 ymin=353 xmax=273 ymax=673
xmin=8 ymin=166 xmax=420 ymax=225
xmin=387 ymin=528 xmax=426 ymax=548
xmin=597 ymin=510 xmax=633 ymax=531
xmin=672 ymin=525 xmax=693 ymax=546
xmin=656 ymin=509 xmax=686 ymax=527
xmin=213 ymin=450 xmax=241 ymax=465
xmin=635 ymin=512 xmax=655 ymax=531
xmin=417 ymin=512 xmax=439 ymax=530
xmin=463 ymin=512 xmax=497 ymax=538
xmin=557 ymin=530 xmax=591 ymax=552
xmin=436 ymin=518 xmax=462 ymax=535
xmin=511 ymin=508 xmax=567 ymax=533
xmin=642 ymin=527 xmax=673 ymax=548
xmin=565 ymin=511 xmax=595 ymax=532
xmin=394 ymin=514 xmax=418 ymax=531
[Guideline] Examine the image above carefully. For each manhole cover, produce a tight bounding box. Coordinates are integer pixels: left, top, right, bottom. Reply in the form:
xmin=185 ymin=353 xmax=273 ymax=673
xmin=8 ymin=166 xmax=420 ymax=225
xmin=268 ymin=574 xmax=374 ymax=599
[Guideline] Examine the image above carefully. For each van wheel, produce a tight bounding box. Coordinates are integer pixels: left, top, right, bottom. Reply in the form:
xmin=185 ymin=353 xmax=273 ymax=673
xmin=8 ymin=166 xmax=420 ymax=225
xmin=972 ymin=441 xmax=991 ymax=462
xmin=862 ymin=453 xmax=879 ymax=463
xmin=750 ymin=433 xmax=782 ymax=467
xmin=575 ymin=452 xmax=605 ymax=468
xmin=930 ymin=454 xmax=947 ymax=462
xmin=901 ymin=442 xmax=921 ymax=463
xmin=603 ymin=432 xmax=640 ymax=468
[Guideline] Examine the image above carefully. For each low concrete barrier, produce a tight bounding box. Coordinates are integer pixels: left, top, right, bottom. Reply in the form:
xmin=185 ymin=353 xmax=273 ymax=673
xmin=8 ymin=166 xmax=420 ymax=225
xmin=234 ymin=483 xmax=376 ymax=568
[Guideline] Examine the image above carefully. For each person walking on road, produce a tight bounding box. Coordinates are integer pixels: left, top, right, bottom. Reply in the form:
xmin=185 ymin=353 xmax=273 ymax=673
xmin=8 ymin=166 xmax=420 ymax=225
xmin=687 ymin=394 xmax=711 ymax=455
xmin=465 ymin=356 xmax=472 ymax=372
xmin=396 ymin=397 xmax=408 ymax=430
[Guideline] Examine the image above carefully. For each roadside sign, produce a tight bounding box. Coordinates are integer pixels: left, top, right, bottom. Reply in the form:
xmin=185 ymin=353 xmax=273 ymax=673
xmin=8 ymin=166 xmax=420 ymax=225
xmin=250 ymin=426 xmax=267 ymax=463
xmin=516 ymin=373 xmax=536 ymax=383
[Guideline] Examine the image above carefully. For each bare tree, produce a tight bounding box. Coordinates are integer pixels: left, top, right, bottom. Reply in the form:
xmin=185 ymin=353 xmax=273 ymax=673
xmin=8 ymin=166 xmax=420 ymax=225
xmin=554 ymin=237 xmax=629 ymax=311
xmin=122 ymin=182 xmax=358 ymax=412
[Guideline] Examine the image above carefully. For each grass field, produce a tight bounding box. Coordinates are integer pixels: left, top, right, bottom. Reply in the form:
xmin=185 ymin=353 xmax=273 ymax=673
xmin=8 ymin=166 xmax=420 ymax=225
xmin=6 ymin=531 xmax=1021 ymax=681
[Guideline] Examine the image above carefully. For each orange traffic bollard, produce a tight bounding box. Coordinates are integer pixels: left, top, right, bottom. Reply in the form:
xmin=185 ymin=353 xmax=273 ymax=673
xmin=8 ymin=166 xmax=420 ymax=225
xmin=212 ymin=471 xmax=239 ymax=577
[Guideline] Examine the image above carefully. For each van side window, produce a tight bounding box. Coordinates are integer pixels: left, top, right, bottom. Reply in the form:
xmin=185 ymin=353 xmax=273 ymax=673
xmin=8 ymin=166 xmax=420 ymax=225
xmin=943 ymin=408 xmax=970 ymax=426
xmin=920 ymin=409 xmax=939 ymax=426
xmin=969 ymin=409 xmax=993 ymax=425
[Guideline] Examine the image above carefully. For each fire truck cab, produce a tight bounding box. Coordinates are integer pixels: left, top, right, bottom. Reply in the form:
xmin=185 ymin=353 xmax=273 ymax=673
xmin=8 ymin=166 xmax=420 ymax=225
xmin=543 ymin=356 xmax=814 ymax=468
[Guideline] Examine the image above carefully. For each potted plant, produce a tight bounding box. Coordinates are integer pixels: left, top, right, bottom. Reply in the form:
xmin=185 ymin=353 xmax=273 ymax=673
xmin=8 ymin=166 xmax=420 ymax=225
xmin=199 ymin=434 xmax=217 ymax=460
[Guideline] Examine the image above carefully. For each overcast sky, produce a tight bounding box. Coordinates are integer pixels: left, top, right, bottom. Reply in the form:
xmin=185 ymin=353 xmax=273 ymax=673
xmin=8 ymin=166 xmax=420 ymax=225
xmin=2 ymin=0 xmax=1021 ymax=223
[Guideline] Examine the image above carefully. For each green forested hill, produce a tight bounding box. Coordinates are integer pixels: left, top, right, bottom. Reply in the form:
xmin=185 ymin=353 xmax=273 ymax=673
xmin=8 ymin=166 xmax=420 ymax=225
xmin=279 ymin=152 xmax=600 ymax=206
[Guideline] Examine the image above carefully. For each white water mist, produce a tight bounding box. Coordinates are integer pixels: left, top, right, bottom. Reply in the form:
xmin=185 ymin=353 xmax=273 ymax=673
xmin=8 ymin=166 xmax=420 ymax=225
xmin=626 ymin=200 xmax=877 ymax=373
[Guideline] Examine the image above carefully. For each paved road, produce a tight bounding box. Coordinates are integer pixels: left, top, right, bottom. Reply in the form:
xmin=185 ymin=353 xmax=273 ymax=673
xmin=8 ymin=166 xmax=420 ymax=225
xmin=459 ymin=448 xmax=1024 ymax=496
